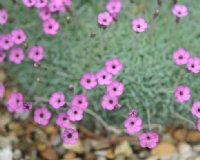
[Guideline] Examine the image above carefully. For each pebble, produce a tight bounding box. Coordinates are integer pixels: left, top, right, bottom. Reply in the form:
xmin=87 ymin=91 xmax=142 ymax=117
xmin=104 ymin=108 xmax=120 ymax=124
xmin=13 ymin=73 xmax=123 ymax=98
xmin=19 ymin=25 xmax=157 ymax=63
xmin=114 ymin=140 xmax=132 ymax=157
xmin=13 ymin=149 xmax=22 ymax=160
xmin=0 ymin=147 xmax=13 ymax=160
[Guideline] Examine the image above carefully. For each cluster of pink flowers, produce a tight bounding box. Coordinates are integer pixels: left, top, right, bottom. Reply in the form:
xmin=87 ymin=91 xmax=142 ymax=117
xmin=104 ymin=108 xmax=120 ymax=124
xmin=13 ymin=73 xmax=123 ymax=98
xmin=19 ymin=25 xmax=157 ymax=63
xmin=124 ymin=108 xmax=142 ymax=135
xmin=80 ymin=58 xmax=123 ymax=111
xmin=174 ymin=85 xmax=200 ymax=130
xmin=98 ymin=0 xmax=122 ymax=28
xmin=33 ymin=91 xmax=89 ymax=144
xmin=173 ymin=48 xmax=200 ymax=74
xmin=22 ymin=0 xmax=72 ymax=35
xmin=0 ymin=27 xmax=44 ymax=63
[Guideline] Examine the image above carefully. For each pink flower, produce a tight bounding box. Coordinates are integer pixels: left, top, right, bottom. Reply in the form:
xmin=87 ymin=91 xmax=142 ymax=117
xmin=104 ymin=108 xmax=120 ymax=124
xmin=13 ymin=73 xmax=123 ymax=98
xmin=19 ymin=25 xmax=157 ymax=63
xmin=106 ymin=1 xmax=122 ymax=14
xmin=173 ymin=48 xmax=190 ymax=65
xmin=138 ymin=131 xmax=159 ymax=149
xmin=28 ymin=45 xmax=44 ymax=62
xmin=80 ymin=73 xmax=97 ymax=90
xmin=191 ymin=101 xmax=200 ymax=118
xmin=96 ymin=69 xmax=112 ymax=85
xmin=9 ymin=48 xmax=25 ymax=64
xmin=63 ymin=0 xmax=72 ymax=7
xmin=107 ymin=81 xmax=124 ymax=97
xmin=105 ymin=58 xmax=122 ymax=75
xmin=62 ymin=128 xmax=79 ymax=145
xmin=23 ymin=102 xmax=33 ymax=111
xmin=172 ymin=4 xmax=188 ymax=18
xmin=98 ymin=12 xmax=113 ymax=27
xmin=186 ymin=57 xmax=200 ymax=74
xmin=197 ymin=119 xmax=200 ymax=131
xmin=49 ymin=92 xmax=66 ymax=109
xmin=174 ymin=85 xmax=191 ymax=103
xmin=67 ymin=106 xmax=84 ymax=121
xmin=38 ymin=7 xmax=51 ymax=21
xmin=22 ymin=0 xmax=36 ymax=8
xmin=71 ymin=94 xmax=88 ymax=110
xmin=0 ymin=50 xmax=6 ymax=62
xmin=7 ymin=92 xmax=24 ymax=112
xmin=56 ymin=112 xmax=71 ymax=128
xmin=132 ymin=18 xmax=148 ymax=33
xmin=34 ymin=107 xmax=52 ymax=126
xmin=43 ymin=18 xmax=60 ymax=35
xmin=101 ymin=94 xmax=118 ymax=110
xmin=48 ymin=0 xmax=63 ymax=12
xmin=0 ymin=82 xmax=5 ymax=98
xmin=11 ymin=28 xmax=27 ymax=45
xmin=35 ymin=0 xmax=48 ymax=8
xmin=0 ymin=34 xmax=14 ymax=50
xmin=0 ymin=9 xmax=8 ymax=25
xmin=129 ymin=108 xmax=137 ymax=117
xmin=124 ymin=116 xmax=142 ymax=135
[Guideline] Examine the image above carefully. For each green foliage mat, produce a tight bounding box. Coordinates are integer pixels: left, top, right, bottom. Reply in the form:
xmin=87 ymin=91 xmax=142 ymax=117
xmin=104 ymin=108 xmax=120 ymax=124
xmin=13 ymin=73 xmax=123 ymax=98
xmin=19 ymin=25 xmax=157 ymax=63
xmin=1 ymin=0 xmax=200 ymax=127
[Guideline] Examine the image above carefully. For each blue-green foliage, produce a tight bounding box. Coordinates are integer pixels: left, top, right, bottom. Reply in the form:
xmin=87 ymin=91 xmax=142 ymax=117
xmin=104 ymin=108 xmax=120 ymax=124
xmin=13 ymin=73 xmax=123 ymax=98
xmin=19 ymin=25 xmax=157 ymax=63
xmin=1 ymin=0 xmax=200 ymax=127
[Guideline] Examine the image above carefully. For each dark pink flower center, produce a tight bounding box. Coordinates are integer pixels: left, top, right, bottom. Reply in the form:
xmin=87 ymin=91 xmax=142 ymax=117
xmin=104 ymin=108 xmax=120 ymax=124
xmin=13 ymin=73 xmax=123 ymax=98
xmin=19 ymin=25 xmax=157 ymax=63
xmin=5 ymin=40 xmax=9 ymax=44
xmin=49 ymin=25 xmax=53 ymax=29
xmin=179 ymin=56 xmax=183 ymax=59
xmin=78 ymin=100 xmax=82 ymax=104
xmin=198 ymin=108 xmax=200 ymax=112
xmin=63 ymin=117 xmax=67 ymax=121
xmin=130 ymin=121 xmax=135 ymax=125
xmin=103 ymin=19 xmax=107 ymax=22
xmin=109 ymin=100 xmax=113 ymax=104
xmin=179 ymin=91 xmax=183 ymax=95
xmin=18 ymin=35 xmax=21 ymax=39
xmin=102 ymin=75 xmax=106 ymax=79
xmin=113 ymin=87 xmax=117 ymax=91
xmin=137 ymin=25 xmax=141 ymax=28
xmin=40 ymin=113 xmax=44 ymax=118
xmin=191 ymin=64 xmax=195 ymax=68
xmin=15 ymin=54 xmax=19 ymax=58
xmin=67 ymin=133 xmax=72 ymax=138
xmin=112 ymin=65 xmax=116 ymax=69
xmin=86 ymin=79 xmax=91 ymax=83
xmin=74 ymin=110 xmax=78 ymax=114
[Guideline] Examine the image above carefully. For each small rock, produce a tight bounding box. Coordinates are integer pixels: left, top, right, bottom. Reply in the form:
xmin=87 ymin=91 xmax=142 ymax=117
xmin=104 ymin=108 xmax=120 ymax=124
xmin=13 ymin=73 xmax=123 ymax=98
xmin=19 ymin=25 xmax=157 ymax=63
xmin=85 ymin=152 xmax=96 ymax=160
xmin=116 ymin=155 xmax=125 ymax=160
xmin=0 ymin=147 xmax=13 ymax=160
xmin=151 ymin=142 xmax=176 ymax=157
xmin=40 ymin=147 xmax=58 ymax=160
xmin=97 ymin=157 xmax=106 ymax=160
xmin=114 ymin=141 xmax=132 ymax=157
xmin=186 ymin=131 xmax=200 ymax=142
xmin=63 ymin=152 xmax=76 ymax=160
xmin=8 ymin=122 xmax=23 ymax=136
xmin=52 ymin=135 xmax=62 ymax=147
xmin=178 ymin=142 xmax=192 ymax=154
xmin=54 ymin=146 xmax=65 ymax=156
xmin=145 ymin=156 xmax=159 ymax=160
xmin=139 ymin=150 xmax=149 ymax=159
xmin=35 ymin=143 xmax=47 ymax=151
xmin=95 ymin=150 xmax=107 ymax=157
xmin=106 ymin=149 xmax=114 ymax=159
xmin=13 ymin=149 xmax=22 ymax=160
xmin=45 ymin=125 xmax=59 ymax=135
xmin=193 ymin=144 xmax=200 ymax=153
xmin=173 ymin=128 xmax=186 ymax=141
xmin=63 ymin=140 xmax=84 ymax=154
xmin=84 ymin=139 xmax=93 ymax=152
xmin=91 ymin=139 xmax=110 ymax=150
xmin=0 ymin=111 xmax=11 ymax=130
xmin=14 ymin=112 xmax=30 ymax=120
